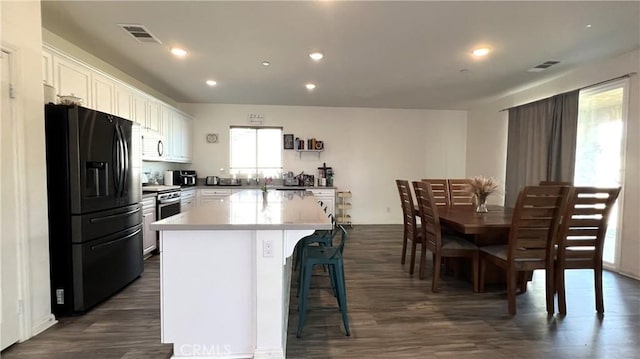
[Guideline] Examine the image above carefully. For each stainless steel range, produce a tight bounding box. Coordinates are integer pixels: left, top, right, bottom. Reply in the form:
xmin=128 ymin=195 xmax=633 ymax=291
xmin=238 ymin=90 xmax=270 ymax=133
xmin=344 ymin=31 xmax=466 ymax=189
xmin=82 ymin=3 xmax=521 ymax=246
xmin=142 ymin=185 xmax=182 ymax=220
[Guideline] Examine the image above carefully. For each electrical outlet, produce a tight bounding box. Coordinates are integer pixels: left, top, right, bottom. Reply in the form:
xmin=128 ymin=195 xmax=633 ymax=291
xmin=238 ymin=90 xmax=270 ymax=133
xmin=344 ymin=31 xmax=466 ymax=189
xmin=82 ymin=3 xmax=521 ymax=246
xmin=56 ymin=289 xmax=64 ymax=304
xmin=263 ymin=239 xmax=274 ymax=257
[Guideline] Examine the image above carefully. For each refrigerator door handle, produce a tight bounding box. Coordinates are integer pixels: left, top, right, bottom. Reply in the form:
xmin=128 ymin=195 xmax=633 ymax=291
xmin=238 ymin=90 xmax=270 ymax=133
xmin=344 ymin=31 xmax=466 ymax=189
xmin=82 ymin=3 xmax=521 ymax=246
xmin=89 ymin=207 xmax=141 ymax=223
xmin=90 ymin=227 xmax=142 ymax=251
xmin=115 ymin=124 xmax=127 ymax=197
xmin=112 ymin=127 xmax=121 ymax=195
xmin=120 ymin=124 xmax=129 ymax=196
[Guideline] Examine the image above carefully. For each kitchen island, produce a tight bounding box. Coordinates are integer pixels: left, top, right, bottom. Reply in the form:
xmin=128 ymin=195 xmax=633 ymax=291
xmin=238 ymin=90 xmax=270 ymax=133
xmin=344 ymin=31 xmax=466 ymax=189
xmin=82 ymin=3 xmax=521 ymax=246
xmin=150 ymin=189 xmax=331 ymax=359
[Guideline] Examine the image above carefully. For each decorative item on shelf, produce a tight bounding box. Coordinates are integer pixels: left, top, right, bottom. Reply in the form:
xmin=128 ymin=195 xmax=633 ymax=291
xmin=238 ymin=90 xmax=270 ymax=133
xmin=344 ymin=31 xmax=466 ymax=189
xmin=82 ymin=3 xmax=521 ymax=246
xmin=248 ymin=113 xmax=264 ymax=125
xmin=317 ymin=163 xmax=332 ymax=187
xmin=466 ymin=176 xmax=499 ymax=213
xmin=284 ymin=134 xmax=294 ymax=149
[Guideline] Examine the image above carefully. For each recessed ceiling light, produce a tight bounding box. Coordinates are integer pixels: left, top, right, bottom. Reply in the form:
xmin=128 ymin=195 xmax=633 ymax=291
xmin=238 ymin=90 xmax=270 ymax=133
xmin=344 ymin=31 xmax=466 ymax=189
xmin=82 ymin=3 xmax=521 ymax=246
xmin=170 ymin=47 xmax=187 ymax=57
xmin=206 ymin=80 xmax=217 ymax=87
xmin=586 ymin=24 xmax=592 ymax=28
xmin=472 ymin=48 xmax=490 ymax=57
xmin=262 ymin=61 xmax=271 ymax=66
xmin=305 ymin=83 xmax=316 ymax=90
xmin=309 ymin=52 xmax=324 ymax=61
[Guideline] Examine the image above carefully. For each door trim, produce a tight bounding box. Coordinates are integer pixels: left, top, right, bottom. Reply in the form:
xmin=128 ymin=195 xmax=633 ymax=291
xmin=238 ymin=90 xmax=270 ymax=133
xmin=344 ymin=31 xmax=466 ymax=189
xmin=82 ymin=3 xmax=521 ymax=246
xmin=1 ymin=44 xmax=55 ymax=345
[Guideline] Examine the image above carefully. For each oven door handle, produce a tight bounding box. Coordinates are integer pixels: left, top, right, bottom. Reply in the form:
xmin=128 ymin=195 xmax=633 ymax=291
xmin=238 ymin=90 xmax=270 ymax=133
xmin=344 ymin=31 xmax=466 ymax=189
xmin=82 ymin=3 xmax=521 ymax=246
xmin=159 ymin=197 xmax=181 ymax=205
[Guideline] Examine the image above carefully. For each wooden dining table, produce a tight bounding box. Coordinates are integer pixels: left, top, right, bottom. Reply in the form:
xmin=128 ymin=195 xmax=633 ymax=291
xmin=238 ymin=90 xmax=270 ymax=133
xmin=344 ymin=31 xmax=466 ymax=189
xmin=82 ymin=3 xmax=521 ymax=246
xmin=436 ymin=204 xmax=514 ymax=284
xmin=437 ymin=204 xmax=513 ymax=245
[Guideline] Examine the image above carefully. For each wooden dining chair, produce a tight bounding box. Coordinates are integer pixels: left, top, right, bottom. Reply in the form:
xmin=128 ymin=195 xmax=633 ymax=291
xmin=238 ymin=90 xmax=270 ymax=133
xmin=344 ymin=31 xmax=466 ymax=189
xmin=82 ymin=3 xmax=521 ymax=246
xmin=421 ymin=179 xmax=450 ymax=206
xmin=412 ymin=181 xmax=479 ymax=292
xmin=479 ymin=185 xmax=569 ymax=315
xmin=447 ymin=179 xmax=474 ymax=206
xmin=396 ymin=180 xmax=422 ymax=275
xmin=555 ymin=186 xmax=621 ymax=315
xmin=540 ymin=180 xmax=573 ymax=186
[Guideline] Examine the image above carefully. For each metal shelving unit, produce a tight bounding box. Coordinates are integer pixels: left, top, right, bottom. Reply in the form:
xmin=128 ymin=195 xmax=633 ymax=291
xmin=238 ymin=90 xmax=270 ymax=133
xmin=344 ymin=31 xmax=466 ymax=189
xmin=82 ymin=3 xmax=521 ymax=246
xmin=337 ymin=191 xmax=352 ymax=226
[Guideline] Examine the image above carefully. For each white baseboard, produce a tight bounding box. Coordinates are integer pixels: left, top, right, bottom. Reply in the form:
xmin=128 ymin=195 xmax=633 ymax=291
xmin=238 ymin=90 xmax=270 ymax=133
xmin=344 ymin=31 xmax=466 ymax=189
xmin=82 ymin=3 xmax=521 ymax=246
xmin=29 ymin=314 xmax=57 ymax=338
xmin=253 ymin=348 xmax=285 ymax=359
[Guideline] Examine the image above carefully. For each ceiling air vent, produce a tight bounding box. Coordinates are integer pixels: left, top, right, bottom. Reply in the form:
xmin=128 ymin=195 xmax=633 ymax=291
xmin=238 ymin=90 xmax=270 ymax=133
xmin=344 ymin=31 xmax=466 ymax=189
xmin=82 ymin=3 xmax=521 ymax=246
xmin=527 ymin=60 xmax=560 ymax=72
xmin=118 ymin=24 xmax=162 ymax=44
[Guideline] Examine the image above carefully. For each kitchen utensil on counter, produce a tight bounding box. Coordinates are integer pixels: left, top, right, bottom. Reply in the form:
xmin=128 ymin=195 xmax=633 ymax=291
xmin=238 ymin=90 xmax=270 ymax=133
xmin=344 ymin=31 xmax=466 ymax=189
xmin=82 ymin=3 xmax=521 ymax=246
xmin=141 ymin=172 xmax=150 ymax=185
xmin=206 ymin=176 xmax=219 ymax=185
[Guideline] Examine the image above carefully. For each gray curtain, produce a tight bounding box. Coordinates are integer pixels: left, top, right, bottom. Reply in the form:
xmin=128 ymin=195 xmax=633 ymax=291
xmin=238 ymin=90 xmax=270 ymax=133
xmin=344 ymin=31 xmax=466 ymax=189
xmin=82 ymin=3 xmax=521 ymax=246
xmin=548 ymin=92 xmax=579 ymax=181
xmin=504 ymin=90 xmax=579 ymax=207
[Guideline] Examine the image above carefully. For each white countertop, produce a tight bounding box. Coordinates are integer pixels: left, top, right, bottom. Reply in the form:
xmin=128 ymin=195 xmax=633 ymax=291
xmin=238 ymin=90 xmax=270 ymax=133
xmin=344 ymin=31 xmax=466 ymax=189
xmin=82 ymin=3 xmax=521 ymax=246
xmin=150 ymin=189 xmax=332 ymax=231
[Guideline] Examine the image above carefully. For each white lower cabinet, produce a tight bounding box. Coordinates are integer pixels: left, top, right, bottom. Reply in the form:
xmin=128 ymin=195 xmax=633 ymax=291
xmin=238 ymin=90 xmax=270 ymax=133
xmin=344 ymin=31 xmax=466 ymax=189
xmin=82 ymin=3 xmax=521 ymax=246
xmin=309 ymin=189 xmax=335 ymax=216
xmin=199 ymin=188 xmax=232 ymax=205
xmin=142 ymin=195 xmax=157 ymax=258
xmin=181 ymin=188 xmax=197 ymax=212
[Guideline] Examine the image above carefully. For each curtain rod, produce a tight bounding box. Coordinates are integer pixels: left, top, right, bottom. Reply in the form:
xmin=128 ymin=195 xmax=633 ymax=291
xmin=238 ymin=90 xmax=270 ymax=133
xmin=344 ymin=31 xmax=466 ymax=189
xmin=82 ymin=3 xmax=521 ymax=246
xmin=499 ymin=72 xmax=637 ymax=112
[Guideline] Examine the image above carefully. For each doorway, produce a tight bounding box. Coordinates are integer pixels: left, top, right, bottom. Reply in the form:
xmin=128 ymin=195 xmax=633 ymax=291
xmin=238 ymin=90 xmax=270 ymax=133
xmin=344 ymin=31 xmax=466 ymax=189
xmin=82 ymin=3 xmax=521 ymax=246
xmin=574 ymin=79 xmax=629 ymax=269
xmin=1 ymin=48 xmax=21 ymax=350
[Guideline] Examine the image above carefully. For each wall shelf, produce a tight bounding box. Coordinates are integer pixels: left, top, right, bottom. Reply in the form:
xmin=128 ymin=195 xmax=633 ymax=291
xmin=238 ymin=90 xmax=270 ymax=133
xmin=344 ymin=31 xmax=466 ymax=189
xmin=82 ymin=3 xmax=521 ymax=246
xmin=295 ymin=149 xmax=323 ymax=158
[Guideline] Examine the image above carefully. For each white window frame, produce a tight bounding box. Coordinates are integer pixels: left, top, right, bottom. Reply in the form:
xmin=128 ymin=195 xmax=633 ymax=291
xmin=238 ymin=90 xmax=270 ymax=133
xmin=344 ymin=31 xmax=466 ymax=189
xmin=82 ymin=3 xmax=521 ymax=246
xmin=229 ymin=126 xmax=283 ymax=179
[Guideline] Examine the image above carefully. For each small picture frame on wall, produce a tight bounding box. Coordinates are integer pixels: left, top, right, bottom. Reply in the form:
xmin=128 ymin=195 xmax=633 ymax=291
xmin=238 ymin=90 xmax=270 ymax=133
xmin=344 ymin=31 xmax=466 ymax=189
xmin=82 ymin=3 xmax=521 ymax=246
xmin=284 ymin=134 xmax=294 ymax=149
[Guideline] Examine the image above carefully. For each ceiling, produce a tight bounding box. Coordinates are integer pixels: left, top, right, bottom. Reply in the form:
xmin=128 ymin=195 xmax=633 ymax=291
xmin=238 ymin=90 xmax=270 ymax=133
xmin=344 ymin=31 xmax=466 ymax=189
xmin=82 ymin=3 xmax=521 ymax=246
xmin=41 ymin=1 xmax=640 ymax=110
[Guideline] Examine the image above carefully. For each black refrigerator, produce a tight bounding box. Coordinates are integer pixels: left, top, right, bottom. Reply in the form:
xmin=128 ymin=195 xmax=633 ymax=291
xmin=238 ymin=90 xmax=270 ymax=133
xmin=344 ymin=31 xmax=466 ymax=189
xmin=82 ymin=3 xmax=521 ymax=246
xmin=44 ymin=104 xmax=143 ymax=316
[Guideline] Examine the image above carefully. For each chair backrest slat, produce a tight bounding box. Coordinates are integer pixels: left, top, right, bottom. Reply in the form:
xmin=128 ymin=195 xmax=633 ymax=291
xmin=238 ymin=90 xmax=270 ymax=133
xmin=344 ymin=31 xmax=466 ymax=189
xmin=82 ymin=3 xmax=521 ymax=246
xmin=508 ymin=185 xmax=569 ymax=267
xmin=540 ymin=181 xmax=573 ymax=186
xmin=412 ymin=181 xmax=443 ymax=250
xmin=447 ymin=179 xmax=474 ymax=206
xmin=421 ymin=179 xmax=450 ymax=206
xmin=333 ymin=225 xmax=348 ymax=256
xmin=557 ymin=186 xmax=621 ymax=263
xmin=396 ymin=180 xmax=418 ymax=235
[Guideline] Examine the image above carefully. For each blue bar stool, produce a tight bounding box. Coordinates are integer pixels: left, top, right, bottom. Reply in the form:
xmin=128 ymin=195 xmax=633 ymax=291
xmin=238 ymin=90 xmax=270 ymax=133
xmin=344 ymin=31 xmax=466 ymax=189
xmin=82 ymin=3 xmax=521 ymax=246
xmin=293 ymin=211 xmax=336 ymax=272
xmin=296 ymin=225 xmax=350 ymax=338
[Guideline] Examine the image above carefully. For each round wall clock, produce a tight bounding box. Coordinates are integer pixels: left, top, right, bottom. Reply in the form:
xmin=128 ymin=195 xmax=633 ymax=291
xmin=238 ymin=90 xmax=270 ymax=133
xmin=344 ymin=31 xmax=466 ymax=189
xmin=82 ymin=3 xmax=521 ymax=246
xmin=206 ymin=133 xmax=218 ymax=143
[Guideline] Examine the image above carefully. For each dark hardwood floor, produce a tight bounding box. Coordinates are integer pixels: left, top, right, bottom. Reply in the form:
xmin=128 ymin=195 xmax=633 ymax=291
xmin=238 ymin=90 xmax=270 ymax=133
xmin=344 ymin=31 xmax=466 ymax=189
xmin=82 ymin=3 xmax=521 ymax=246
xmin=3 ymin=225 xmax=639 ymax=358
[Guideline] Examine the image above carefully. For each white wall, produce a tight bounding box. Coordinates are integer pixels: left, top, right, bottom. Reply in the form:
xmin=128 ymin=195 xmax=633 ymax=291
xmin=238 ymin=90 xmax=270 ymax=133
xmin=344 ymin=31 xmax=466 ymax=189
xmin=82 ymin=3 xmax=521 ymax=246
xmin=182 ymin=104 xmax=467 ymax=224
xmin=1 ymin=0 xmax=56 ymax=338
xmin=466 ymin=49 xmax=640 ymax=278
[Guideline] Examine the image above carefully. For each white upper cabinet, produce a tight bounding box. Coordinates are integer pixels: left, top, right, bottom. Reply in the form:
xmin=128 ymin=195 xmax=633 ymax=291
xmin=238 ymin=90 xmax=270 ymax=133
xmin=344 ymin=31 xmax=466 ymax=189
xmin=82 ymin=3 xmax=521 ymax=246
xmin=115 ymin=84 xmax=133 ymax=120
xmin=53 ymin=55 xmax=91 ymax=106
xmin=147 ymin=100 xmax=161 ymax=133
xmin=182 ymin=115 xmax=193 ymax=162
xmin=160 ymin=105 xmax=173 ymax=156
xmin=132 ymin=92 xmax=148 ymax=126
xmin=170 ymin=111 xmax=193 ymax=163
xmin=43 ymin=46 xmax=193 ymax=164
xmin=160 ymin=109 xmax=192 ymax=163
xmin=92 ymin=72 xmax=115 ymax=114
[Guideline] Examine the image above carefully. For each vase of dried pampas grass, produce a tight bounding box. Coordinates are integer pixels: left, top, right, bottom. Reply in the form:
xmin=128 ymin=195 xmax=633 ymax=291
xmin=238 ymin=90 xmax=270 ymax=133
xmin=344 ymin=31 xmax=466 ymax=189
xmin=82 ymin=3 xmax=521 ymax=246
xmin=466 ymin=176 xmax=498 ymax=213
